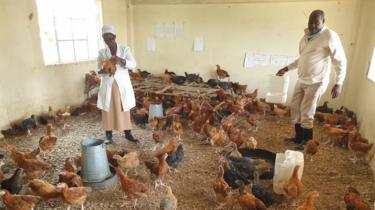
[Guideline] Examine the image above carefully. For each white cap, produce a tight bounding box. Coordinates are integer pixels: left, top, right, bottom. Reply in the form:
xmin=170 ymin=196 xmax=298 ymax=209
xmin=102 ymin=25 xmax=116 ymax=35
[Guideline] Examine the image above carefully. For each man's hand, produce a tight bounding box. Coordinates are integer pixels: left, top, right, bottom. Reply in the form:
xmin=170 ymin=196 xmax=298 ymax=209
xmin=276 ymin=67 xmax=288 ymax=76
xmin=111 ymin=56 xmax=126 ymax=66
xmin=331 ymin=84 xmax=342 ymax=98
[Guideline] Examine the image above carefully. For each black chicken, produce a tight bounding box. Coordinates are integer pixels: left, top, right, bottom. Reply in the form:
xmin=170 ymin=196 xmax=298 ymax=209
xmin=164 ymin=69 xmax=176 ymax=76
xmin=171 ymin=76 xmax=186 ymax=85
xmin=21 ymin=115 xmax=37 ymax=135
xmin=316 ymin=101 xmax=333 ymax=113
xmin=206 ymin=79 xmax=220 ymax=88
xmin=218 ymin=81 xmax=232 ymax=91
xmin=166 ymin=144 xmax=184 ymax=169
xmin=137 ymin=69 xmax=151 ymax=78
xmin=1 ymin=168 xmax=24 ymax=194
xmin=131 ymin=113 xmax=148 ymax=127
xmin=184 ymin=72 xmax=203 ymax=83
xmin=252 ymin=171 xmax=274 ymax=207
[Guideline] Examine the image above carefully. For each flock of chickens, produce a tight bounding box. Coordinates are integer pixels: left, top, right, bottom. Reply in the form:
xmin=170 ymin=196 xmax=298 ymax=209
xmin=0 ymin=64 xmax=373 ymax=210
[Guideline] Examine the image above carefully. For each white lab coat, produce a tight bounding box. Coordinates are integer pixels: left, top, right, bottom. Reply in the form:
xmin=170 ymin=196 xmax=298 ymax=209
xmin=96 ymin=45 xmax=136 ymax=112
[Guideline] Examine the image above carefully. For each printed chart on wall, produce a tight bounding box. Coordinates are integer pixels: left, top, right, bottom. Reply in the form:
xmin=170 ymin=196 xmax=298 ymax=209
xmin=244 ymin=53 xmax=298 ymax=68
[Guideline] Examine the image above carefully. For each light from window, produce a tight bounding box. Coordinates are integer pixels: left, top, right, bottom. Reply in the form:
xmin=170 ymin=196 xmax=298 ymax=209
xmin=368 ymin=47 xmax=375 ymax=82
xmin=36 ymin=0 xmax=102 ymax=65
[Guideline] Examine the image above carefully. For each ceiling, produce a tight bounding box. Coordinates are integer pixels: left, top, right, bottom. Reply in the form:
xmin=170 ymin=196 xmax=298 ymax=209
xmin=131 ymin=0 xmax=345 ymax=5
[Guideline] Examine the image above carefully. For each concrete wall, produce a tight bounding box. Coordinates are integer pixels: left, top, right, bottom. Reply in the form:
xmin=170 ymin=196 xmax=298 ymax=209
xmin=131 ymin=0 xmax=361 ymax=105
xmin=0 ymin=0 xmax=129 ymax=129
xmin=341 ymin=0 xmax=375 ymax=172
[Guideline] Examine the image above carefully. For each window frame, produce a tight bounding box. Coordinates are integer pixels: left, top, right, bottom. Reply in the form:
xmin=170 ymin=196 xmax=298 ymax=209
xmin=367 ymin=47 xmax=375 ymax=83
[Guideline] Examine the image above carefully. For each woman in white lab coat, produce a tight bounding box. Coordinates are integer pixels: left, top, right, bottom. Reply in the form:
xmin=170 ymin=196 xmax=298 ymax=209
xmin=97 ymin=25 xmax=138 ymax=144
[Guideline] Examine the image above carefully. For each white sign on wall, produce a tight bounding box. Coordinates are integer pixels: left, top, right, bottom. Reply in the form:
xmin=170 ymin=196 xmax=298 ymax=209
xmin=155 ymin=22 xmax=184 ymax=38
xmin=147 ymin=37 xmax=156 ymax=52
xmin=244 ymin=53 xmax=270 ymax=68
xmin=194 ymin=36 xmax=204 ymax=52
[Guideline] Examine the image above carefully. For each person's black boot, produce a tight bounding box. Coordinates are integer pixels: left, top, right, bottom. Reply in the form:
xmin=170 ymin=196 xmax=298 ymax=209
xmin=295 ymin=128 xmax=313 ymax=150
xmin=284 ymin=124 xmax=303 ymax=144
xmin=124 ymin=130 xmax=139 ymax=143
xmin=105 ymin=130 xmax=113 ymax=145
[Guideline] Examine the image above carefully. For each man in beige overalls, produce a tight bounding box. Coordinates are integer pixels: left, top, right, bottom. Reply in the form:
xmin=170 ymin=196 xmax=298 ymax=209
xmin=277 ymin=10 xmax=347 ymax=149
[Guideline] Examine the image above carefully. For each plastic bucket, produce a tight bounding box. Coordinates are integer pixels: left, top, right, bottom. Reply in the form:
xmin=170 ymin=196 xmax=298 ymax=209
xmin=149 ymin=104 xmax=163 ymax=118
xmin=273 ymin=150 xmax=304 ymax=194
xmin=266 ymin=75 xmax=289 ymax=104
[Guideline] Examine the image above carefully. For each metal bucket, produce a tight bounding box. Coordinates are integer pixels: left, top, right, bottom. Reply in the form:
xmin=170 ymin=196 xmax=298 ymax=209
xmin=80 ymin=139 xmax=117 ymax=189
xmin=149 ymin=104 xmax=163 ymax=118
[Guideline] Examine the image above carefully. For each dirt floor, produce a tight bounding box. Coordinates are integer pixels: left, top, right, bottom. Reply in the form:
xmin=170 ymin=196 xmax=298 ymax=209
xmin=0 ymin=112 xmax=374 ymax=210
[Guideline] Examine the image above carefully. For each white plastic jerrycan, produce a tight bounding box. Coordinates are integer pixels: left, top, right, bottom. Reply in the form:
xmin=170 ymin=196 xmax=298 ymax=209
xmin=266 ymin=75 xmax=289 ymax=104
xmin=273 ymin=150 xmax=304 ymax=194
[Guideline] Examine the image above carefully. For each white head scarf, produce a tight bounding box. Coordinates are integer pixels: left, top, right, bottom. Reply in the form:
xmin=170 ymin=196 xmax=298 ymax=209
xmin=102 ymin=25 xmax=116 ymax=35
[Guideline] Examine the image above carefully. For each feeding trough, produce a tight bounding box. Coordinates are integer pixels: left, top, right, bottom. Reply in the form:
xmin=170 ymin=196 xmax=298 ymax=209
xmin=80 ymin=139 xmax=117 ymax=189
xmin=149 ymin=104 xmax=163 ymax=118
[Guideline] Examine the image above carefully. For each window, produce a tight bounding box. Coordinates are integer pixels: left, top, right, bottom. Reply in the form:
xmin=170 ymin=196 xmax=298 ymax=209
xmin=368 ymin=47 xmax=375 ymax=82
xmin=36 ymin=0 xmax=102 ymax=65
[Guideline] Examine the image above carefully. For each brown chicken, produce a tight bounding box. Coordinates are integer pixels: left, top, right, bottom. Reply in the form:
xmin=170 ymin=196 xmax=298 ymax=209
xmin=155 ymin=138 xmax=178 ymax=157
xmin=21 ymin=158 xmax=51 ymax=179
xmin=113 ymin=151 xmax=140 ymax=174
xmin=315 ymin=112 xmax=344 ymax=125
xmin=58 ymin=171 xmax=83 ymax=187
xmin=29 ymin=179 xmax=60 ymax=200
xmin=129 ymin=70 xmax=142 ymax=80
xmin=273 ymin=104 xmax=289 ymax=118
xmin=344 ymin=187 xmax=371 ymax=210
xmin=145 ymin=153 xmax=169 ymax=188
xmin=64 ymin=157 xmax=78 ymax=173
xmin=226 ymin=142 xmax=242 ymax=158
xmin=216 ymin=64 xmax=230 ymax=79
xmin=213 ymin=165 xmax=231 ymax=209
xmin=149 ymin=116 xmax=159 ymax=131
xmin=102 ymin=59 xmax=116 ymax=76
xmin=116 ymin=167 xmax=148 ymax=208
xmin=228 ymin=128 xmax=244 ymax=147
xmin=283 ymin=165 xmax=304 ymax=199
xmin=305 ymin=139 xmax=319 ymax=161
xmin=57 ymin=182 xmax=91 ymax=210
xmin=172 ymin=118 xmax=183 ymax=141
xmin=256 ymin=100 xmax=271 ymax=115
xmin=297 ymin=191 xmax=320 ymax=210
xmin=106 ymin=149 xmax=127 ymax=167
xmin=239 ymin=136 xmax=257 ymax=150
xmin=247 ymin=88 xmax=258 ymax=99
xmin=348 ymin=130 xmax=374 ymax=163
xmin=322 ymin=124 xmax=348 ymax=145
xmin=237 ymin=180 xmax=267 ymax=210
xmin=166 ymin=106 xmax=182 ymax=116
xmin=217 ymin=88 xmax=228 ymax=101
xmin=0 ymin=190 xmax=41 ymax=210
xmin=210 ymin=128 xmax=228 ymax=147
xmin=6 ymin=145 xmax=40 ymax=165
xmin=39 ymin=124 xmax=57 ymax=152
xmin=153 ymin=131 xmax=163 ymax=144
xmin=0 ymin=161 xmax=4 ymax=182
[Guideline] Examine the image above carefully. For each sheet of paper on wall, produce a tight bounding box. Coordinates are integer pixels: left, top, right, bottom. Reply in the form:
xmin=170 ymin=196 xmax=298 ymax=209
xmin=287 ymin=56 xmax=299 ymax=65
xmin=194 ymin=36 xmax=204 ymax=52
xmin=165 ymin=23 xmax=175 ymax=38
xmin=155 ymin=23 xmax=164 ymax=38
xmin=244 ymin=53 xmax=270 ymax=68
xmin=174 ymin=22 xmax=184 ymax=37
xmin=147 ymin=37 xmax=156 ymax=52
xmin=270 ymin=55 xmax=288 ymax=66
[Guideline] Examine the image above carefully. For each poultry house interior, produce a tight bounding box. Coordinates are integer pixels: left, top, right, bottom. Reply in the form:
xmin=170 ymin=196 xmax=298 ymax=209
xmin=1 ymin=0 xmax=375 ymax=210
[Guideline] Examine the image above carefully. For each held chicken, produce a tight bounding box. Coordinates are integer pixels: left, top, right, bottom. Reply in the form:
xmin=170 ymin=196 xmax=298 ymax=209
xmin=0 ymin=190 xmax=41 ymax=210
xmin=304 ymin=139 xmax=319 ymax=161
xmin=29 ymin=179 xmax=60 ymax=200
xmin=213 ymin=165 xmax=231 ymax=209
xmin=236 ymin=180 xmax=267 ymax=210
xmin=344 ymin=187 xmax=371 ymax=210
xmin=57 ymin=182 xmax=91 ymax=210
xmin=297 ymin=191 xmax=320 ymax=210
xmin=283 ymin=165 xmax=304 ymax=200
xmin=116 ymin=167 xmax=148 ymax=208
xmin=160 ymin=185 xmax=178 ymax=210
xmin=101 ymin=59 xmax=116 ymax=76
xmin=39 ymin=124 xmax=57 ymax=152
